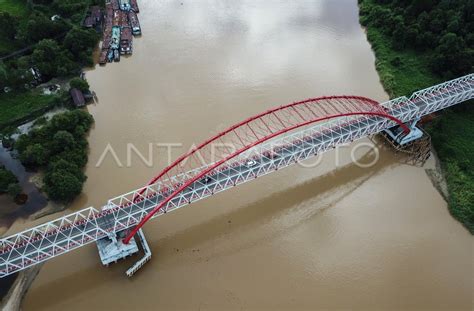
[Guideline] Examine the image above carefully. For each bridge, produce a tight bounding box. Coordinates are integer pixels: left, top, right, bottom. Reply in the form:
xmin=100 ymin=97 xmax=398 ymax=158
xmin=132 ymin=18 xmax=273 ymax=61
xmin=0 ymin=74 xmax=472 ymax=278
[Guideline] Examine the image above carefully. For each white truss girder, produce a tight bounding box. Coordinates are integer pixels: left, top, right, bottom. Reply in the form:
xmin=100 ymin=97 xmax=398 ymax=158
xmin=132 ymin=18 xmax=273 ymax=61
xmin=0 ymin=74 xmax=472 ymax=277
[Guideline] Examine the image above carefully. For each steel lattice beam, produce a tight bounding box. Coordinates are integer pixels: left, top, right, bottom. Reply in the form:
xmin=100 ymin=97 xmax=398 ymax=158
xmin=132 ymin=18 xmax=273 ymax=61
xmin=0 ymin=74 xmax=472 ymax=278
xmin=123 ymin=95 xmax=410 ymax=243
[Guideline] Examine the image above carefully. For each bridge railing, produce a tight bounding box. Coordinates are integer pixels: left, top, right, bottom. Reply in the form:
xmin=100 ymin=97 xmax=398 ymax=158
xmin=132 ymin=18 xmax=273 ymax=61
xmin=84 ymin=76 xmax=474 ymax=239
xmin=0 ymin=74 xmax=473 ymax=277
xmin=103 ymin=110 xmax=410 ymax=234
xmin=0 ymin=207 xmax=109 ymax=277
xmin=410 ymin=74 xmax=473 ymax=118
xmin=381 ymin=96 xmax=419 ymax=123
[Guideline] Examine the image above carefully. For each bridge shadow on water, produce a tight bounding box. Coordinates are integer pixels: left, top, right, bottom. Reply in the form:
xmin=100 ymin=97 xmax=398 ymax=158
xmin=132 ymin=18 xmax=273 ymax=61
xmin=26 ymin=145 xmax=401 ymax=308
xmin=151 ymin=148 xmax=399 ymax=265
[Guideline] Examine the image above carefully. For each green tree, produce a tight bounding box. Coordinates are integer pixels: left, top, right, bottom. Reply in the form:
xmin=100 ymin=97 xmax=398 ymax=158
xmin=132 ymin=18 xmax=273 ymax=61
xmin=31 ymin=39 xmax=63 ymax=77
xmin=7 ymin=183 xmax=21 ymax=198
xmin=63 ymin=27 xmax=98 ymax=65
xmin=52 ymin=0 xmax=90 ymax=18
xmin=43 ymin=169 xmax=83 ymax=202
xmin=49 ymin=109 xmax=94 ymax=135
xmin=431 ymin=32 xmax=471 ymax=77
xmin=5 ymin=67 xmax=33 ymax=90
xmin=0 ymin=12 xmax=18 ymax=41
xmin=48 ymin=158 xmax=84 ymax=179
xmin=31 ymin=39 xmax=77 ymax=78
xmin=69 ymin=77 xmax=90 ymax=92
xmin=0 ymin=62 xmax=8 ymax=89
xmin=20 ymin=143 xmax=49 ymax=166
xmin=51 ymin=130 xmax=75 ymax=152
xmin=0 ymin=166 xmax=17 ymax=192
xmin=14 ymin=110 xmax=94 ymax=202
xmin=23 ymin=12 xmax=69 ymax=43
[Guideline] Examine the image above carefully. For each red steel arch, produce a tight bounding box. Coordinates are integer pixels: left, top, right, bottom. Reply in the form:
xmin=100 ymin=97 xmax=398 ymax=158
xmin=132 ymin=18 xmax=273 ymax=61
xmin=124 ymin=95 xmax=408 ymax=243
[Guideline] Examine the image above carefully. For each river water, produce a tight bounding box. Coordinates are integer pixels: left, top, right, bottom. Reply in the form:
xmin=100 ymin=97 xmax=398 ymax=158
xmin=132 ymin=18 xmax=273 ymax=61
xmin=0 ymin=146 xmax=47 ymax=227
xmin=22 ymin=0 xmax=472 ymax=309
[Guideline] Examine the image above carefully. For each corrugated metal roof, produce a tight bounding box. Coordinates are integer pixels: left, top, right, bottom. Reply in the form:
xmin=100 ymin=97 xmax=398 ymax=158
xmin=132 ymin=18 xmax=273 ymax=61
xmin=70 ymin=88 xmax=86 ymax=107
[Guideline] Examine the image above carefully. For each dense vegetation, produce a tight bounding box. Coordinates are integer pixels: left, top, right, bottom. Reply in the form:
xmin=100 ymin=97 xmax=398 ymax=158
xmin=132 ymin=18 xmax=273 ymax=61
xmin=360 ymin=0 xmax=473 ymax=79
xmin=0 ymin=90 xmax=61 ymax=130
xmin=0 ymin=0 xmax=101 ymax=85
xmin=359 ymin=0 xmax=473 ymax=233
xmin=15 ymin=110 xmax=94 ymax=202
xmin=430 ymin=107 xmax=474 ymax=233
xmin=0 ymin=165 xmax=19 ymax=198
xmin=0 ymin=0 xmax=101 ymax=131
xmin=69 ymin=77 xmax=90 ymax=92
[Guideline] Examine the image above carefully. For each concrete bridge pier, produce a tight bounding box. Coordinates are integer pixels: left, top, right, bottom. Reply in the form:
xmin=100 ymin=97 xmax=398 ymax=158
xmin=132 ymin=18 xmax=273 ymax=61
xmin=384 ymin=118 xmax=424 ymax=146
xmin=382 ymin=118 xmax=431 ymax=166
xmin=96 ymin=229 xmax=152 ymax=276
xmin=96 ymin=231 xmax=139 ymax=266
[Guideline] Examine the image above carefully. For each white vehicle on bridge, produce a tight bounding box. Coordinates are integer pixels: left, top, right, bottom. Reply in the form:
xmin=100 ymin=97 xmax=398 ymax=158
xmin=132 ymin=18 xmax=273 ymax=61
xmin=245 ymin=159 xmax=257 ymax=167
xmin=0 ymin=74 xmax=472 ymax=278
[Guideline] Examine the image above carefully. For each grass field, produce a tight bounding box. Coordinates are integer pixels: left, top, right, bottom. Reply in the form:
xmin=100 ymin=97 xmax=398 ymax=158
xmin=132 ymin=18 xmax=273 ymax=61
xmin=429 ymin=108 xmax=474 ymax=234
xmin=0 ymin=0 xmax=27 ymax=55
xmin=0 ymin=91 xmax=59 ymax=130
xmin=359 ymin=0 xmax=473 ymax=234
xmin=0 ymin=0 xmax=27 ymax=16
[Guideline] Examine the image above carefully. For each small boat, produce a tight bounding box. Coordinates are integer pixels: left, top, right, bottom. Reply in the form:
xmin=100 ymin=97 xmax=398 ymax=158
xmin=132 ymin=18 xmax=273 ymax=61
xmin=131 ymin=0 xmax=139 ymax=12
xmin=129 ymin=10 xmax=141 ymax=35
xmin=120 ymin=27 xmax=133 ymax=54
xmin=114 ymin=49 xmax=120 ymax=62
xmin=99 ymin=50 xmax=108 ymax=65
xmin=107 ymin=49 xmax=114 ymax=62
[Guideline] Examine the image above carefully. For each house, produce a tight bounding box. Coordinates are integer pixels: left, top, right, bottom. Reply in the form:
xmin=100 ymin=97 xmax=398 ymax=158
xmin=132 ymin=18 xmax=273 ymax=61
xmin=70 ymin=88 xmax=86 ymax=107
xmin=91 ymin=6 xmax=102 ymax=23
xmin=83 ymin=16 xmax=95 ymax=28
xmin=83 ymin=6 xmax=102 ymax=28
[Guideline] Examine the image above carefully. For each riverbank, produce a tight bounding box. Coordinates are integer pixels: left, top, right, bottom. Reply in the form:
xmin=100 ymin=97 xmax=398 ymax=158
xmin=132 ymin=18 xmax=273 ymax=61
xmin=0 ymin=265 xmax=42 ymax=311
xmin=99 ymin=0 xmax=141 ymax=64
xmin=13 ymin=1 xmax=474 ymax=309
xmin=0 ymin=0 xmax=140 ymax=306
xmin=0 ymin=144 xmax=48 ymax=227
xmin=0 ymin=110 xmax=92 ymax=307
xmin=358 ymin=0 xmax=473 ymax=234
xmin=0 ymin=0 xmax=99 ymax=133
xmin=0 ymin=192 xmax=66 ymax=310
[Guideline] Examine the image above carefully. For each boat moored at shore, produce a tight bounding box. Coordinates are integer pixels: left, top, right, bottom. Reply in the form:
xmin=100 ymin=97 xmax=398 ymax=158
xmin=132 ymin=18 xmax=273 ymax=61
xmin=120 ymin=27 xmax=133 ymax=54
xmin=129 ymin=10 xmax=141 ymax=35
xmin=99 ymin=0 xmax=142 ymax=65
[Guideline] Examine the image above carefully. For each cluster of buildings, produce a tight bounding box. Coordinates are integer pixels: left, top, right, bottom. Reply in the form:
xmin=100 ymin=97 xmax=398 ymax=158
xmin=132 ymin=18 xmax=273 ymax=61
xmin=99 ymin=0 xmax=142 ymax=65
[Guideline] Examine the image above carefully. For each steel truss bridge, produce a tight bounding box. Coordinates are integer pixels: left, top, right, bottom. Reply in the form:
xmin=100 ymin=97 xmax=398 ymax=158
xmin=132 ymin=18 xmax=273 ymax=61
xmin=0 ymin=74 xmax=472 ymax=277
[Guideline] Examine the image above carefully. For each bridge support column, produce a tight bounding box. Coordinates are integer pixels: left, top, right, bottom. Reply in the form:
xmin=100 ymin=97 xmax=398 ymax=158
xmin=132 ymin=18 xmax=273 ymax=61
xmin=381 ymin=118 xmax=431 ymax=166
xmin=383 ymin=118 xmax=424 ymax=146
xmin=96 ymin=231 xmax=139 ymax=266
xmin=96 ymin=229 xmax=152 ymax=276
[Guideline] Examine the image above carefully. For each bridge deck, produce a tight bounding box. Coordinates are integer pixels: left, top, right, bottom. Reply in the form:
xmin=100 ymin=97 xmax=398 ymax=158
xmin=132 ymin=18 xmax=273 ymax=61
xmin=0 ymin=74 xmax=472 ymax=277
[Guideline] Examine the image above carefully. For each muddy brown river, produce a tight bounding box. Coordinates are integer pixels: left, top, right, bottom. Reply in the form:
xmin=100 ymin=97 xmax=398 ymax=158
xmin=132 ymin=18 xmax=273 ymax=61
xmin=21 ymin=0 xmax=472 ymax=309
